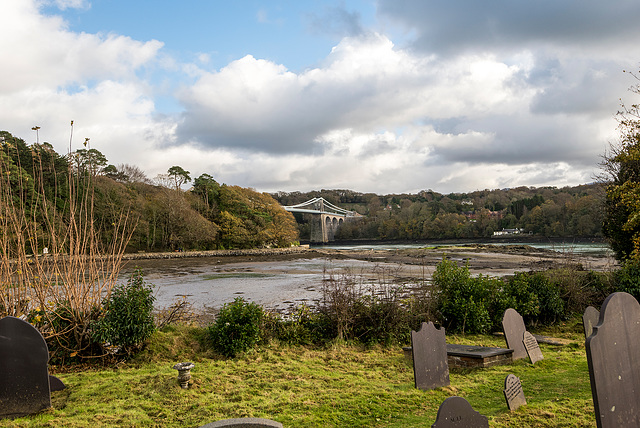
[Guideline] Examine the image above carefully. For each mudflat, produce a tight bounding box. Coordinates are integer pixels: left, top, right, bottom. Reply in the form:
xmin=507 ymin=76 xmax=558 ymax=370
xmin=122 ymin=243 xmax=616 ymax=277
xmin=119 ymin=244 xmax=616 ymax=318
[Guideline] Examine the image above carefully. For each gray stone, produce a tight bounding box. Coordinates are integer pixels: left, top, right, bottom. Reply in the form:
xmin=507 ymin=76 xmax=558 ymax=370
xmin=583 ymin=305 xmax=600 ymax=339
xmin=502 ymin=308 xmax=527 ymax=360
xmin=586 ymin=292 xmax=640 ymax=428
xmin=411 ymin=322 xmax=450 ymax=391
xmin=446 ymin=344 xmax=513 ymax=368
xmin=403 ymin=344 xmax=513 ymax=369
xmin=199 ymin=418 xmax=283 ymax=427
xmin=503 ymin=374 xmax=526 ymax=411
xmin=523 ymin=331 xmax=543 ymax=364
xmin=431 ymin=396 xmax=489 ymax=428
xmin=0 ymin=316 xmax=51 ymax=419
xmin=48 ymin=375 xmax=65 ymax=392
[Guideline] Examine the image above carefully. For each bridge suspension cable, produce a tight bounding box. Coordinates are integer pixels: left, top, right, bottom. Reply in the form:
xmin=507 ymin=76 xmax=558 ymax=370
xmin=282 ymin=197 xmax=357 ymax=216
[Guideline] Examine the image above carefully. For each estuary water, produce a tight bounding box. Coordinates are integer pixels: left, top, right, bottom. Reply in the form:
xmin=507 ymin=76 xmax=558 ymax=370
xmin=119 ymin=240 xmax=612 ymax=314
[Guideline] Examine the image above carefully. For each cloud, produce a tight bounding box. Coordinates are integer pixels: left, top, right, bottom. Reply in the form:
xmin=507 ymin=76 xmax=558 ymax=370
xmin=377 ymin=0 xmax=640 ymax=56
xmin=0 ymin=0 xmax=168 ymax=171
xmin=1 ymin=0 xmax=636 ymax=195
xmin=47 ymin=0 xmax=90 ymax=10
xmin=305 ymin=5 xmax=365 ymax=38
xmin=0 ymin=1 xmax=162 ymax=93
xmin=176 ymin=34 xmax=429 ymax=154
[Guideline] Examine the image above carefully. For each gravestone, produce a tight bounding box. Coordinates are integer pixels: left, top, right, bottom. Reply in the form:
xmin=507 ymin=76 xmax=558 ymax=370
xmin=586 ymin=292 xmax=640 ymax=428
xmin=411 ymin=321 xmax=449 ymax=391
xmin=199 ymin=418 xmax=283 ymax=427
xmin=49 ymin=375 xmax=66 ymax=392
xmin=431 ymin=396 xmax=489 ymax=428
xmin=0 ymin=316 xmax=51 ymax=419
xmin=583 ymin=305 xmax=600 ymax=339
xmin=502 ymin=308 xmax=527 ymax=360
xmin=523 ymin=331 xmax=543 ymax=364
xmin=503 ymin=374 xmax=526 ymax=411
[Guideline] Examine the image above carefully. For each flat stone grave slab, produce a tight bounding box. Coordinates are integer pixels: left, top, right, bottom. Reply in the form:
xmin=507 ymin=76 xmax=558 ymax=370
xmin=502 ymin=308 xmax=527 ymax=360
xmin=504 ymin=374 xmax=527 ymax=411
xmin=403 ymin=344 xmax=513 ymax=369
xmin=431 ymin=396 xmax=489 ymax=428
xmin=411 ymin=322 xmax=450 ymax=391
xmin=0 ymin=316 xmax=51 ymax=419
xmin=586 ymin=292 xmax=640 ymax=428
xmin=523 ymin=331 xmax=544 ymax=364
xmin=583 ymin=305 xmax=600 ymax=339
xmin=446 ymin=344 xmax=513 ymax=368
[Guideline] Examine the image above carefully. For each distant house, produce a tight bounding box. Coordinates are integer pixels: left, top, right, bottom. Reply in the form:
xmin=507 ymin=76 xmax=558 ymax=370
xmin=493 ymin=228 xmax=524 ymax=236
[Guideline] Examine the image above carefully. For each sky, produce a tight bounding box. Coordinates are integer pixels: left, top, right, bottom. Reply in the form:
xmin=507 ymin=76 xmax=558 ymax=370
xmin=2 ymin=0 xmax=640 ymax=195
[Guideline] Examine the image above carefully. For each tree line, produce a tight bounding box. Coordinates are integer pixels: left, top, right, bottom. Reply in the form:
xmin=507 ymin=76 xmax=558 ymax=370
xmin=273 ymin=184 xmax=604 ymax=241
xmin=0 ymin=128 xmax=611 ymax=251
xmin=0 ymin=130 xmax=300 ymax=253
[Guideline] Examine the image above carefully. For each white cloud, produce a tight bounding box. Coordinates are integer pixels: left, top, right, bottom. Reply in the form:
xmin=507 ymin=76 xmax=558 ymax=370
xmin=0 ymin=0 xmax=635 ymax=195
xmin=0 ymin=2 xmax=162 ymax=93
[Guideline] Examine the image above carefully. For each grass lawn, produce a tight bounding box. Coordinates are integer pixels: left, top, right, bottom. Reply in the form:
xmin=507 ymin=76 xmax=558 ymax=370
xmin=1 ymin=321 xmax=595 ymax=427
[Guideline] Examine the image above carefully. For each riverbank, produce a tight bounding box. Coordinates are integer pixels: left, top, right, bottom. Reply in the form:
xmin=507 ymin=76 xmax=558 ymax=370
xmin=122 ymin=242 xmax=615 ymax=276
xmin=121 ymin=245 xmax=313 ymax=260
xmin=118 ymin=243 xmax=616 ymax=317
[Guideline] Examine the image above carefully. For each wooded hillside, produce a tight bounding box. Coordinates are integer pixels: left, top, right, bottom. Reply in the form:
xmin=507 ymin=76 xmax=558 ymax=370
xmin=273 ymin=184 xmax=604 ymax=241
xmin=0 ymin=131 xmax=299 ymax=252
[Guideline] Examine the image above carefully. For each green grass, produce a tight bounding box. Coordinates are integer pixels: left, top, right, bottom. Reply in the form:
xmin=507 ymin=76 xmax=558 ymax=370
xmin=2 ymin=322 xmax=595 ymax=427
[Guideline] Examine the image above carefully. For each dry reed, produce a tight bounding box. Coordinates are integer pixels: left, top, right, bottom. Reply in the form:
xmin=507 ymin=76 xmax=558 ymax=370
xmin=0 ymin=128 xmax=135 ymax=359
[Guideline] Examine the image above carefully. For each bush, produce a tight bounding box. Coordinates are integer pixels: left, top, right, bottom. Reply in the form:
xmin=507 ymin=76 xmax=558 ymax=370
xmin=262 ymin=305 xmax=323 ymax=346
xmin=614 ymin=260 xmax=640 ymax=302
xmin=208 ymin=297 xmax=263 ymax=357
xmin=92 ymin=268 xmax=156 ymax=356
xmin=351 ymin=293 xmax=411 ymax=346
xmin=504 ymin=271 xmax=564 ymax=325
xmin=29 ymin=301 xmax=102 ymax=364
xmin=433 ymin=258 xmax=501 ymax=334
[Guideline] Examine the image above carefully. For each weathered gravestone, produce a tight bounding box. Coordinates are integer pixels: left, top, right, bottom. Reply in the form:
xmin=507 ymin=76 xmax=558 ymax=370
xmin=583 ymin=305 xmax=600 ymax=339
xmin=411 ymin=321 xmax=450 ymax=391
xmin=502 ymin=308 xmax=527 ymax=360
xmin=0 ymin=316 xmax=51 ymax=418
xmin=503 ymin=374 xmax=526 ymax=411
xmin=431 ymin=396 xmax=489 ymax=428
xmin=523 ymin=331 xmax=543 ymax=364
xmin=586 ymin=292 xmax=640 ymax=428
xmin=199 ymin=418 xmax=283 ymax=428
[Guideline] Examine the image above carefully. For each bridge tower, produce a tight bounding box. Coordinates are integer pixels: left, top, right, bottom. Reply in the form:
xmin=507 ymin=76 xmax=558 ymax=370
xmin=282 ymin=197 xmax=359 ymax=243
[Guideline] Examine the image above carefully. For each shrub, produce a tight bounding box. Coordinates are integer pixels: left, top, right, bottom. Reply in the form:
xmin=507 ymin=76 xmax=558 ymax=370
xmin=351 ymin=292 xmax=411 ymax=346
xmin=208 ymin=297 xmax=263 ymax=357
xmin=501 ymin=272 xmax=541 ymax=321
xmin=29 ymin=301 xmax=102 ymax=364
xmin=92 ymin=268 xmax=156 ymax=356
xmin=433 ymin=258 xmax=501 ymax=334
xmin=504 ymin=271 xmax=564 ymax=325
xmin=614 ymin=260 xmax=640 ymax=302
xmin=262 ymin=305 xmax=322 ymax=346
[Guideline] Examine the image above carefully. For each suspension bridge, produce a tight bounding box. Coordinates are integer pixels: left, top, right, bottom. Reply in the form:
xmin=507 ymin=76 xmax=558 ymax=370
xmin=282 ymin=197 xmax=361 ymax=243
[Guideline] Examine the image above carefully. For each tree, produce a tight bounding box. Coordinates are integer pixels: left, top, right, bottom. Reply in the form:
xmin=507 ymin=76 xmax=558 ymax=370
xmin=192 ymin=173 xmax=220 ymax=212
xmin=602 ymin=71 xmax=640 ymax=261
xmin=73 ymin=148 xmax=108 ymax=176
xmin=167 ymin=165 xmax=191 ymax=190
